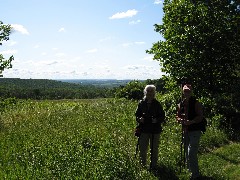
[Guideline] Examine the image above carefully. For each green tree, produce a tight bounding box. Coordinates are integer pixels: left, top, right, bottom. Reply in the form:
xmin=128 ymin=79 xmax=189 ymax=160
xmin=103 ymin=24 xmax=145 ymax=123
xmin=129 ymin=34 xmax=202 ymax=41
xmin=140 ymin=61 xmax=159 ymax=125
xmin=147 ymin=0 xmax=240 ymax=97
xmin=115 ymin=80 xmax=145 ymax=100
xmin=0 ymin=21 xmax=14 ymax=77
xmin=145 ymin=78 xmax=167 ymax=93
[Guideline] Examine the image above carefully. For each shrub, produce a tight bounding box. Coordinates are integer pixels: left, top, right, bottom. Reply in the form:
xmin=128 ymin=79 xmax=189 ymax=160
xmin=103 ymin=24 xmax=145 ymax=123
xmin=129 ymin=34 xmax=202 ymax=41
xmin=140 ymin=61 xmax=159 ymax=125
xmin=115 ymin=81 xmax=145 ymax=100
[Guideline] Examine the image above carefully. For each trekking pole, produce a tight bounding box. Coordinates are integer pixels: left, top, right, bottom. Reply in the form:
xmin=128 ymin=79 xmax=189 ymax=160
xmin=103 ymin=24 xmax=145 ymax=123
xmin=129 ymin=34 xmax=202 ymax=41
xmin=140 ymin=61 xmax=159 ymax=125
xmin=179 ymin=81 xmax=186 ymax=172
xmin=180 ymin=123 xmax=183 ymax=172
xmin=150 ymin=133 xmax=154 ymax=169
xmin=134 ymin=121 xmax=142 ymax=158
xmin=135 ymin=135 xmax=140 ymax=158
xmin=180 ymin=116 xmax=186 ymax=172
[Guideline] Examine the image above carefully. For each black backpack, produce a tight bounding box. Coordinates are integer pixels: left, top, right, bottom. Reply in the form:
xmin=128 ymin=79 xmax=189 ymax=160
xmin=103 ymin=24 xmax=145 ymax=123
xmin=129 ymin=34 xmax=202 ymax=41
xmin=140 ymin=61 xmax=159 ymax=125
xmin=180 ymin=97 xmax=207 ymax=133
xmin=199 ymin=117 xmax=207 ymax=133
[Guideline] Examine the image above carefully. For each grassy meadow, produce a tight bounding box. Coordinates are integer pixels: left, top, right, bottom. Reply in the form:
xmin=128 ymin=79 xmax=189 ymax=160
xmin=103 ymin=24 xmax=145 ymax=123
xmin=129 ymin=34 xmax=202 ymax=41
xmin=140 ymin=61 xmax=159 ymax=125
xmin=0 ymin=98 xmax=239 ymax=179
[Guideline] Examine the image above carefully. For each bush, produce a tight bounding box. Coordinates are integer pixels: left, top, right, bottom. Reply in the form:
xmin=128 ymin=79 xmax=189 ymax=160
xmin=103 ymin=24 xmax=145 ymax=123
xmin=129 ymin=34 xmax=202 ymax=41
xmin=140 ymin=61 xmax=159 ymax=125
xmin=115 ymin=81 xmax=145 ymax=100
xmin=0 ymin=97 xmax=17 ymax=112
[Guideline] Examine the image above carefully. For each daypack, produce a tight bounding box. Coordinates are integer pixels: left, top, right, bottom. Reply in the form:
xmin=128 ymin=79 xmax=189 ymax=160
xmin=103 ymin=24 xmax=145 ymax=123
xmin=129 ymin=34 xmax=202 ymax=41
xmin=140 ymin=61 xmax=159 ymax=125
xmin=199 ymin=117 xmax=207 ymax=133
xmin=180 ymin=97 xmax=207 ymax=133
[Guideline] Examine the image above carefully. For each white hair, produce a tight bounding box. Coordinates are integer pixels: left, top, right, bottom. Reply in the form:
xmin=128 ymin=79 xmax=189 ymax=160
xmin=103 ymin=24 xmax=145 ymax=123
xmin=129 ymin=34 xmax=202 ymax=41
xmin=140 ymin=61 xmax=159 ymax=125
xmin=143 ymin=84 xmax=156 ymax=99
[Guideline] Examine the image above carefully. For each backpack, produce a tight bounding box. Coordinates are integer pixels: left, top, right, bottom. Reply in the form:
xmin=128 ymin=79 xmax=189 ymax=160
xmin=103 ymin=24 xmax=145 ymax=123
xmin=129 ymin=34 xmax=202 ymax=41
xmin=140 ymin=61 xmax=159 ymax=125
xmin=180 ymin=97 xmax=207 ymax=133
xmin=199 ymin=117 xmax=207 ymax=133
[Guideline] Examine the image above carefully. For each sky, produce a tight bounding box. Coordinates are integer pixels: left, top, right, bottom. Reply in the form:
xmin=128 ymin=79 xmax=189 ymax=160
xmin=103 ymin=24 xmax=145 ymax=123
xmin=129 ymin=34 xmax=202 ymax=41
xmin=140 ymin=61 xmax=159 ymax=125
xmin=1 ymin=0 xmax=165 ymax=80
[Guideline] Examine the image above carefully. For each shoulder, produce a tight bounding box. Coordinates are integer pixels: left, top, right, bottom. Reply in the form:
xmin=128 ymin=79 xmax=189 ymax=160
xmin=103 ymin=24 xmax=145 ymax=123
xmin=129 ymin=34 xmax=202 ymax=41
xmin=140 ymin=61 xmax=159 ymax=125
xmin=153 ymin=98 xmax=160 ymax=104
xmin=190 ymin=96 xmax=201 ymax=105
xmin=153 ymin=99 xmax=163 ymax=107
xmin=190 ymin=96 xmax=197 ymax=102
xmin=190 ymin=96 xmax=200 ymax=103
xmin=191 ymin=96 xmax=203 ymax=109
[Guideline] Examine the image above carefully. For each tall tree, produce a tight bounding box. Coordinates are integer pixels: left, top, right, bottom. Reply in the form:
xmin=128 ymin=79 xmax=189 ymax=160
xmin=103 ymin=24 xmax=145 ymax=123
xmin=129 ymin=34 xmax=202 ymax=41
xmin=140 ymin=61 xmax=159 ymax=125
xmin=0 ymin=21 xmax=14 ymax=77
xmin=147 ymin=0 xmax=240 ymax=97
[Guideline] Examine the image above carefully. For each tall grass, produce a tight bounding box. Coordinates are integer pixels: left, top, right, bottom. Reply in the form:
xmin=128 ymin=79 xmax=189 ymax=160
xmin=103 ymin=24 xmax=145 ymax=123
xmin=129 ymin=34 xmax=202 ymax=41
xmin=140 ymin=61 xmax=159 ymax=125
xmin=0 ymin=98 xmax=236 ymax=179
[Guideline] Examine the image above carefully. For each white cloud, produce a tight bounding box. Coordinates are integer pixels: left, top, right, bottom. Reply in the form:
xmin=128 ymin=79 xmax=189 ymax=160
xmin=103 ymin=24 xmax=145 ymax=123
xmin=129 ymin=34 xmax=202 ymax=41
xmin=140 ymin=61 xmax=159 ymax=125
xmin=154 ymin=0 xmax=162 ymax=4
xmin=122 ymin=41 xmax=145 ymax=47
xmin=11 ymin=24 xmax=29 ymax=35
xmin=135 ymin=41 xmax=145 ymax=45
xmin=122 ymin=43 xmax=132 ymax=47
xmin=124 ymin=65 xmax=152 ymax=70
xmin=46 ymin=61 xmax=58 ymax=65
xmin=109 ymin=9 xmax=138 ymax=19
xmin=0 ymin=49 xmax=18 ymax=55
xmin=73 ymin=56 xmax=82 ymax=60
xmin=121 ymin=64 xmax=163 ymax=79
xmin=99 ymin=36 xmax=115 ymax=42
xmin=129 ymin=20 xmax=141 ymax=25
xmin=86 ymin=48 xmax=98 ymax=53
xmin=58 ymin=27 xmax=65 ymax=32
xmin=55 ymin=53 xmax=66 ymax=57
xmin=34 ymin=44 xmax=40 ymax=48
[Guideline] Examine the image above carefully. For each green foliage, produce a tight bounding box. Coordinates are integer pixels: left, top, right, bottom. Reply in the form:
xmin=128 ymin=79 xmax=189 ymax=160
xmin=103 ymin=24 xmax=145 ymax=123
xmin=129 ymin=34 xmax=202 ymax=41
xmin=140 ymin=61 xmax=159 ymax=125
xmin=115 ymin=80 xmax=145 ymax=100
xmin=0 ymin=21 xmax=14 ymax=76
xmin=147 ymin=0 xmax=240 ymax=135
xmin=145 ymin=78 xmax=167 ymax=93
xmin=199 ymin=93 xmax=240 ymax=139
xmin=147 ymin=0 xmax=240 ymax=97
xmin=114 ymin=78 xmax=168 ymax=100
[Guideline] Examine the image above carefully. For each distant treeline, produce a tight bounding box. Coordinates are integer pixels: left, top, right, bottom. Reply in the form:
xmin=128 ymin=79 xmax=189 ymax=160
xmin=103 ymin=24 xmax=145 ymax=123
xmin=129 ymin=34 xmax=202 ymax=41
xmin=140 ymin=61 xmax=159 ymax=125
xmin=58 ymin=79 xmax=133 ymax=87
xmin=0 ymin=78 xmax=114 ymax=99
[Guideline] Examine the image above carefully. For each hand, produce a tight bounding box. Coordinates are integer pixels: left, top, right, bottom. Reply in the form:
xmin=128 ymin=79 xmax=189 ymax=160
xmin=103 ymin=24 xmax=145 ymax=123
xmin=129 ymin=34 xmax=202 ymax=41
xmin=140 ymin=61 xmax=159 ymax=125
xmin=176 ymin=116 xmax=183 ymax=123
xmin=183 ymin=120 xmax=194 ymax=126
xmin=139 ymin=117 xmax=145 ymax=123
xmin=152 ymin=118 xmax=157 ymax=123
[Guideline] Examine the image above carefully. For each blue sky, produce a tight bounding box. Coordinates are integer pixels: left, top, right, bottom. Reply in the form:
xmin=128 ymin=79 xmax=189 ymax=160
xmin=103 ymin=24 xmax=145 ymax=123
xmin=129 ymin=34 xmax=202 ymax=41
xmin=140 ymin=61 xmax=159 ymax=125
xmin=1 ymin=0 xmax=164 ymax=80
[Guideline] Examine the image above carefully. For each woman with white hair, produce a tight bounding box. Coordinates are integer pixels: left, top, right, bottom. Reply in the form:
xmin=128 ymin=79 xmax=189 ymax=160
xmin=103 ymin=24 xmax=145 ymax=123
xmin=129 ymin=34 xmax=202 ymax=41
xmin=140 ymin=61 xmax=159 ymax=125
xmin=135 ymin=84 xmax=165 ymax=169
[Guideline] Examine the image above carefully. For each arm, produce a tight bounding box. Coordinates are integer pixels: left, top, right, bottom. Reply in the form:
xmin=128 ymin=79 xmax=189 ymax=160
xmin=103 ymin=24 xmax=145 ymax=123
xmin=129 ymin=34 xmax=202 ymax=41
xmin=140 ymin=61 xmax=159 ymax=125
xmin=192 ymin=101 xmax=203 ymax=123
xmin=135 ymin=101 xmax=144 ymax=123
xmin=154 ymin=102 xmax=165 ymax=123
xmin=176 ymin=103 xmax=184 ymax=123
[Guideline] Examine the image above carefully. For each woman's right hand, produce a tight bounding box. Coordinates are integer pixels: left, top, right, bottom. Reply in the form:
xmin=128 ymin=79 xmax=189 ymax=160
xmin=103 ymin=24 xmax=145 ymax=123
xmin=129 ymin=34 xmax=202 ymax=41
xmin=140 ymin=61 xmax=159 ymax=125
xmin=176 ymin=116 xmax=183 ymax=123
xmin=139 ymin=117 xmax=145 ymax=123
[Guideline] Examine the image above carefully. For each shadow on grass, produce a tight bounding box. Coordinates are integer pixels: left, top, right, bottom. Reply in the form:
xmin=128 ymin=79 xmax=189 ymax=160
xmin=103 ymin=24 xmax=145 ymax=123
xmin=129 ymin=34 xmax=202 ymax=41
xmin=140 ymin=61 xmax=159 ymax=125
xmin=149 ymin=164 xmax=178 ymax=180
xmin=150 ymin=165 xmax=220 ymax=180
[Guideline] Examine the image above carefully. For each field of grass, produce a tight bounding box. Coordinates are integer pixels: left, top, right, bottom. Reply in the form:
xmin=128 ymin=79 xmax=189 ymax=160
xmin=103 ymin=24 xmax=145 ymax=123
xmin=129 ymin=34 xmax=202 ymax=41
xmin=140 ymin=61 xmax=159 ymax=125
xmin=0 ymin=98 xmax=239 ymax=179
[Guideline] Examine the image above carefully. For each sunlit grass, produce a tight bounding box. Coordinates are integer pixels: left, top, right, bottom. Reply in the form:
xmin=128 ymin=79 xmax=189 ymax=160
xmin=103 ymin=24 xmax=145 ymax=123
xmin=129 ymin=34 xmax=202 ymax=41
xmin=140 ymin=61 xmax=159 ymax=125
xmin=0 ymin=98 xmax=239 ymax=179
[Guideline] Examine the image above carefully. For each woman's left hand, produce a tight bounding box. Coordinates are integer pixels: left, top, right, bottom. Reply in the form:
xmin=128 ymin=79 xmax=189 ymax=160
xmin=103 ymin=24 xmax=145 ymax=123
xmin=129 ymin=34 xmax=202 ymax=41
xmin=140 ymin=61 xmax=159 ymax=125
xmin=183 ymin=120 xmax=194 ymax=126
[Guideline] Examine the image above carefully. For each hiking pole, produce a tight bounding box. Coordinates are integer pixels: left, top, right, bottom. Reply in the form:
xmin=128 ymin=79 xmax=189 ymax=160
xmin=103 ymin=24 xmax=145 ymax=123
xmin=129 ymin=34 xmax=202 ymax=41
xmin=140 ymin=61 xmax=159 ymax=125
xmin=179 ymin=80 xmax=187 ymax=173
xmin=180 ymin=123 xmax=183 ymax=172
xmin=150 ymin=133 xmax=154 ymax=169
xmin=135 ymin=134 xmax=140 ymax=158
xmin=180 ymin=115 xmax=186 ymax=172
xmin=134 ymin=122 xmax=142 ymax=158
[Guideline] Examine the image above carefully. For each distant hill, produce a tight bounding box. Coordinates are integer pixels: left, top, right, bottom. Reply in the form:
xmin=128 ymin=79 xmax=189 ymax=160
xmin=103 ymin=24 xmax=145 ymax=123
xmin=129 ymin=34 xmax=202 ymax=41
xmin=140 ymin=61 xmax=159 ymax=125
xmin=0 ymin=78 xmax=118 ymax=99
xmin=56 ymin=79 xmax=135 ymax=87
xmin=0 ymin=78 xmax=85 ymax=89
